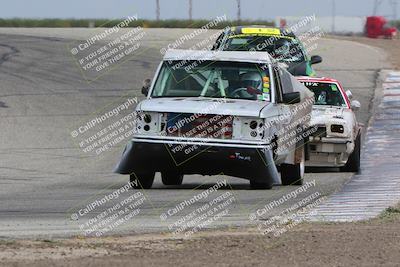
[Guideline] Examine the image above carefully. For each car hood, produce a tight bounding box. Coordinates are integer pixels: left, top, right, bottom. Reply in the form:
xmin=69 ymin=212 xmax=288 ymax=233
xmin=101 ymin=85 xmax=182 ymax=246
xmin=311 ymin=106 xmax=347 ymax=125
xmin=138 ymin=97 xmax=270 ymax=117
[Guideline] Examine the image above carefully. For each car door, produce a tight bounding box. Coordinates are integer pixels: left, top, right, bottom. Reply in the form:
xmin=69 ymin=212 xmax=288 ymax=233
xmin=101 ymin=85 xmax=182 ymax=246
xmin=272 ymin=67 xmax=294 ymax=161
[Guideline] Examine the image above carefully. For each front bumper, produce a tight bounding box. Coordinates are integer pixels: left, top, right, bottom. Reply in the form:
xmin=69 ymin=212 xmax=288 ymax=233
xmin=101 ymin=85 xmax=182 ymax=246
xmin=306 ymin=136 xmax=354 ymax=167
xmin=131 ymin=136 xmax=271 ymax=149
xmin=114 ymin=139 xmax=279 ymax=183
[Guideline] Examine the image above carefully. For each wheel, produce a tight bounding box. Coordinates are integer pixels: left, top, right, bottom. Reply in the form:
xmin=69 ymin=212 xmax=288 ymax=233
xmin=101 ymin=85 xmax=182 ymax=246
xmin=130 ymin=172 xmax=155 ymax=189
xmin=250 ymin=180 xmax=273 ymax=189
xmin=341 ymin=133 xmax=361 ymax=173
xmin=161 ymin=171 xmax=183 ymax=185
xmin=280 ymin=145 xmax=305 ymax=186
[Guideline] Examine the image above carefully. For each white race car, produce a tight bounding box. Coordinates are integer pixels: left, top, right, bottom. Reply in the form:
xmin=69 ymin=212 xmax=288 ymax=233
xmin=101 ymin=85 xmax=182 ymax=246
xmin=297 ymin=76 xmax=362 ymax=172
xmin=115 ymin=49 xmax=314 ymax=189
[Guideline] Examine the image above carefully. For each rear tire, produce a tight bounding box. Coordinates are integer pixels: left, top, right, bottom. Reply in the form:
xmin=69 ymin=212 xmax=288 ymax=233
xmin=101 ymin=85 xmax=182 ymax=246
xmin=341 ymin=133 xmax=361 ymax=173
xmin=161 ymin=171 xmax=184 ymax=185
xmin=130 ymin=172 xmax=155 ymax=189
xmin=281 ymin=146 xmax=305 ymax=186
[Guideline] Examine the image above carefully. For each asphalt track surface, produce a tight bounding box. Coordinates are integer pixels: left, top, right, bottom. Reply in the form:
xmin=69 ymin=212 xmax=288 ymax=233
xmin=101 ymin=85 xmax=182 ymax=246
xmin=0 ymin=28 xmax=390 ymax=238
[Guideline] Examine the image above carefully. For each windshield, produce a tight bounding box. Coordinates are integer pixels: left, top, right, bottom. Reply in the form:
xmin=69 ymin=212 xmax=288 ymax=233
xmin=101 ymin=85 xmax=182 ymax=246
xmin=223 ymin=35 xmax=306 ymax=62
xmin=301 ymin=81 xmax=347 ymax=107
xmin=151 ymin=60 xmax=271 ymax=101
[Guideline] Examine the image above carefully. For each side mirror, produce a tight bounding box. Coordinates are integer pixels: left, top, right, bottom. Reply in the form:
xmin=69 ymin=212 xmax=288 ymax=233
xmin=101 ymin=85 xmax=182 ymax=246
xmin=282 ymin=92 xmax=301 ymax=104
xmin=310 ymin=55 xmax=322 ymax=65
xmin=351 ymin=100 xmax=361 ymax=111
xmin=345 ymin=90 xmax=353 ymax=100
xmin=141 ymin=79 xmax=151 ymax=96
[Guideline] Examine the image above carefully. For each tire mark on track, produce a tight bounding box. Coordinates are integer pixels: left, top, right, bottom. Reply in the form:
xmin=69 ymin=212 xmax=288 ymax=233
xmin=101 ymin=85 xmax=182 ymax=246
xmin=0 ymin=43 xmax=19 ymax=65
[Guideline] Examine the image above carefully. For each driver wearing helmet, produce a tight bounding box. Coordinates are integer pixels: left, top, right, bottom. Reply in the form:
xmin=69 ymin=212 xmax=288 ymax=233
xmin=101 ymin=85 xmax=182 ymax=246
xmin=228 ymin=71 xmax=262 ymax=98
xmin=240 ymin=71 xmax=262 ymax=91
xmin=317 ymin=91 xmax=327 ymax=105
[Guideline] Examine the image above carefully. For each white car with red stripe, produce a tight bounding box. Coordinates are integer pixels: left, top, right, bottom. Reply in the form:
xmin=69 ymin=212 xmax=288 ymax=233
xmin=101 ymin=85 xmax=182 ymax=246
xmin=297 ymin=76 xmax=362 ymax=171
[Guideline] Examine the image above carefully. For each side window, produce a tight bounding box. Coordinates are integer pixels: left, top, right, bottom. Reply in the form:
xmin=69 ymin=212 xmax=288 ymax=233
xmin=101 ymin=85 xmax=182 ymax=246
xmin=152 ymin=65 xmax=171 ymax=96
xmin=280 ymin=69 xmax=294 ymax=94
xmin=273 ymin=67 xmax=283 ymax=103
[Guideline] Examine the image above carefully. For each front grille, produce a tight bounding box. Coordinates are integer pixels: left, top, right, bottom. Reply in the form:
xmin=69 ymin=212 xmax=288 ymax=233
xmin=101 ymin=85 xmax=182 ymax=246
xmin=312 ymin=126 xmax=327 ymax=138
xmin=165 ymin=113 xmax=233 ymax=139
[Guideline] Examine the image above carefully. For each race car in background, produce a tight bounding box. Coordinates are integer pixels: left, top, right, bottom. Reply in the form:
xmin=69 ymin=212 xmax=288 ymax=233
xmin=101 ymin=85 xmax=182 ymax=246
xmin=212 ymin=26 xmax=322 ymax=76
xmin=115 ymin=49 xmax=314 ymax=189
xmin=297 ymin=76 xmax=362 ymax=172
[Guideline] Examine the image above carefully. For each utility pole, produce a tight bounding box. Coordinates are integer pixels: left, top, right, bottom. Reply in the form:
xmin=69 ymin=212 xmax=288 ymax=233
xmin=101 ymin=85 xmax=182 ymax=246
xmin=189 ymin=0 xmax=193 ymax=20
xmin=332 ymin=0 xmax=336 ymax=33
xmin=236 ymin=0 xmax=241 ymax=22
xmin=156 ymin=0 xmax=160 ymax=21
xmin=390 ymin=0 xmax=398 ymax=20
xmin=373 ymin=0 xmax=383 ymax=16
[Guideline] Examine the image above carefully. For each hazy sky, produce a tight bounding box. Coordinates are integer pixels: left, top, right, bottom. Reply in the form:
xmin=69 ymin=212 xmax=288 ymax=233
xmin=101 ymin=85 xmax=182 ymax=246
xmin=0 ymin=0 xmax=398 ymax=20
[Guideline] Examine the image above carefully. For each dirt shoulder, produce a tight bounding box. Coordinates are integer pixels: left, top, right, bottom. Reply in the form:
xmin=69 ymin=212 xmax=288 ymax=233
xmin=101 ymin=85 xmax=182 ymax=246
xmin=1 ymin=207 xmax=400 ymax=267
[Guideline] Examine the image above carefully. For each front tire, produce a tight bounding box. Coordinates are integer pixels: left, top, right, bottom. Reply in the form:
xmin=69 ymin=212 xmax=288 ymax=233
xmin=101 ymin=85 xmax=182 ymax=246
xmin=281 ymin=146 xmax=305 ymax=186
xmin=161 ymin=171 xmax=184 ymax=185
xmin=250 ymin=179 xmax=273 ymax=189
xmin=130 ymin=172 xmax=155 ymax=189
xmin=341 ymin=133 xmax=361 ymax=173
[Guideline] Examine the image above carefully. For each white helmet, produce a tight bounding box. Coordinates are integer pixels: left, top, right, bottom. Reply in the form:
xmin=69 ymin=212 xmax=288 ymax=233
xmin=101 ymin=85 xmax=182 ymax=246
xmin=241 ymin=72 xmax=262 ymax=89
xmin=317 ymin=91 xmax=327 ymax=104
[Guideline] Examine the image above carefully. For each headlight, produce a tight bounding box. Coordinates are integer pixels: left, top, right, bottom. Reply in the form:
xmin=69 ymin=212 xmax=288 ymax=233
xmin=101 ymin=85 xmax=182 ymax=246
xmin=232 ymin=117 xmax=264 ymax=140
xmin=143 ymin=114 xmax=152 ymax=123
xmin=249 ymin=120 xmax=258 ymax=130
xmin=136 ymin=112 xmax=160 ymax=134
xmin=331 ymin=124 xmax=344 ymax=133
xmin=327 ymin=121 xmax=349 ymax=137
